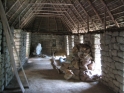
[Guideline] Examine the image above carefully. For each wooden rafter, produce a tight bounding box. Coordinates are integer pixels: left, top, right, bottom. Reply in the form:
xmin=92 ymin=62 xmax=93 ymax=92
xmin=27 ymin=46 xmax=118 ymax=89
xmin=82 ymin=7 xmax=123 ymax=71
xmin=100 ymin=0 xmax=120 ymax=27
xmin=23 ymin=15 xmax=35 ymax=28
xmin=8 ymin=1 xmax=27 ymax=22
xmin=76 ymin=0 xmax=98 ymax=30
xmin=30 ymin=3 xmax=72 ymax=6
xmin=6 ymin=0 xmax=19 ymax=14
xmin=11 ymin=4 xmax=31 ymax=26
xmin=56 ymin=0 xmax=77 ymax=28
xmin=65 ymin=0 xmax=87 ymax=33
xmin=50 ymin=0 xmax=75 ymax=31
xmin=20 ymin=14 xmax=34 ymax=28
xmin=87 ymin=0 xmax=103 ymax=24
xmin=32 ymin=10 xmax=66 ymax=12
xmin=61 ymin=17 xmax=72 ymax=32
xmin=20 ymin=0 xmax=46 ymax=28
xmin=35 ymin=15 xmax=63 ymax=17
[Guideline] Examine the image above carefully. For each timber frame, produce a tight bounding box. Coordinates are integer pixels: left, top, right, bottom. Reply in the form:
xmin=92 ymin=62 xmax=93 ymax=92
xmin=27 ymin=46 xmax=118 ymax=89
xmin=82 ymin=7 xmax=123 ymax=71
xmin=2 ymin=0 xmax=124 ymax=34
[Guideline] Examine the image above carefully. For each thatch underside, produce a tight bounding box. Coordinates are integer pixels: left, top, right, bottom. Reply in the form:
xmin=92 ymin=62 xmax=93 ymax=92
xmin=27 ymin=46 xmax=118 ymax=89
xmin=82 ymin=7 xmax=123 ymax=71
xmin=2 ymin=0 xmax=124 ymax=34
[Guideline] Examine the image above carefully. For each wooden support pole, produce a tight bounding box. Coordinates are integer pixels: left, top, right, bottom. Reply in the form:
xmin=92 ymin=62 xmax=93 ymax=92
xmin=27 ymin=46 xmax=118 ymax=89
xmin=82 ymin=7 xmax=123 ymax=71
xmin=0 ymin=0 xmax=25 ymax=93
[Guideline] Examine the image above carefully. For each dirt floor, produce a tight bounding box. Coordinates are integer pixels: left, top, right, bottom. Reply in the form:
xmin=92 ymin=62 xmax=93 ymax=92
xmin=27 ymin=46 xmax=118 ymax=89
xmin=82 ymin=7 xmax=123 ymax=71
xmin=3 ymin=57 xmax=116 ymax=93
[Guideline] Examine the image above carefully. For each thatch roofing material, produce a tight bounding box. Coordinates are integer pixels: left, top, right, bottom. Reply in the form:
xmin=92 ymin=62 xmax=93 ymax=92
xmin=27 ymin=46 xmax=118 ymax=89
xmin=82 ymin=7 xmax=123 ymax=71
xmin=2 ymin=0 xmax=124 ymax=34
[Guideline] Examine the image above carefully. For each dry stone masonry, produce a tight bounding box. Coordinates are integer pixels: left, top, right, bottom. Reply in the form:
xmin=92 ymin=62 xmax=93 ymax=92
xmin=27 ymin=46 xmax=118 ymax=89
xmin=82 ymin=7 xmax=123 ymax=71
xmin=100 ymin=31 xmax=124 ymax=93
xmin=31 ymin=34 xmax=65 ymax=56
xmin=13 ymin=29 xmax=27 ymax=69
xmin=0 ymin=21 xmax=13 ymax=92
xmin=26 ymin=32 xmax=31 ymax=58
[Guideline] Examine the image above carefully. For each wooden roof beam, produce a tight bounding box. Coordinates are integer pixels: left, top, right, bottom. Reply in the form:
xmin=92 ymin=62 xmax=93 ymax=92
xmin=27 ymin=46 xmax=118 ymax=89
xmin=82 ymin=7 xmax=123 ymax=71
xmin=87 ymin=0 xmax=103 ymax=24
xmin=61 ymin=17 xmax=73 ymax=32
xmin=76 ymin=0 xmax=98 ymax=30
xmin=6 ymin=0 xmax=19 ymax=14
xmin=20 ymin=0 xmax=46 ymax=28
xmin=8 ymin=1 xmax=27 ymax=22
xmin=11 ymin=4 xmax=31 ymax=26
xmin=50 ymin=0 xmax=75 ymax=31
xmin=100 ymin=0 xmax=120 ymax=27
xmin=32 ymin=10 xmax=66 ymax=12
xmin=64 ymin=0 xmax=87 ymax=33
xmin=20 ymin=13 xmax=34 ymax=28
xmin=35 ymin=15 xmax=63 ymax=17
xmin=30 ymin=3 xmax=72 ymax=6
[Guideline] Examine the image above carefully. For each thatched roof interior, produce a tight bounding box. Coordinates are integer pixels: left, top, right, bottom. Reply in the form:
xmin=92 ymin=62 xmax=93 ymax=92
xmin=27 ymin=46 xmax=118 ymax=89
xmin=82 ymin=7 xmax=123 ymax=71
xmin=2 ymin=0 xmax=124 ymax=34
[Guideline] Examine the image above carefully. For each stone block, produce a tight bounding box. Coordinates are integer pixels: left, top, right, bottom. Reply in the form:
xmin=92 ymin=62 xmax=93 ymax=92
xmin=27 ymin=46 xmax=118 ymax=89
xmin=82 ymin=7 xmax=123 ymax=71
xmin=102 ymin=66 xmax=108 ymax=73
xmin=109 ymin=73 xmax=115 ymax=79
xmin=113 ymin=85 xmax=119 ymax=93
xmin=101 ymin=61 xmax=106 ymax=67
xmin=0 ymin=22 xmax=2 ymax=29
xmin=105 ymin=35 xmax=111 ymax=44
xmin=115 ymin=75 xmax=124 ymax=84
xmin=120 ymin=44 xmax=124 ymax=51
xmin=113 ymin=80 xmax=119 ymax=87
xmin=118 ymin=51 xmax=124 ymax=59
xmin=117 ymin=70 xmax=124 ymax=77
xmin=119 ymin=31 xmax=124 ymax=37
xmin=107 ymin=57 xmax=112 ymax=62
xmin=100 ymin=39 xmax=105 ymax=44
xmin=111 ymin=50 xmax=118 ymax=56
xmin=105 ymin=45 xmax=109 ymax=51
xmin=113 ymin=57 xmax=124 ymax=63
xmin=108 ymin=51 xmax=112 ymax=57
xmin=115 ymin=62 xmax=124 ymax=71
xmin=106 ymin=61 xmax=111 ymax=67
xmin=108 ymin=44 xmax=113 ymax=50
xmin=111 ymin=37 xmax=116 ymax=43
xmin=112 ymin=32 xmax=119 ymax=36
xmin=0 ymin=35 xmax=2 ymax=40
xmin=110 ymin=62 xmax=115 ymax=69
xmin=117 ymin=37 xmax=124 ymax=44
xmin=112 ymin=69 xmax=118 ymax=75
xmin=119 ymin=83 xmax=124 ymax=92
xmin=0 ymin=30 xmax=2 ymax=35
xmin=113 ymin=44 xmax=119 ymax=50
xmin=101 ymin=50 xmax=107 ymax=56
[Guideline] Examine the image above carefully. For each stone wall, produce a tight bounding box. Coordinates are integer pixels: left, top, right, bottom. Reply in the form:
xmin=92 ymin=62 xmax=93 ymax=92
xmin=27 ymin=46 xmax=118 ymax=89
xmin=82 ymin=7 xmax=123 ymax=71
xmin=13 ymin=29 xmax=27 ymax=69
xmin=0 ymin=21 xmax=13 ymax=92
xmin=31 ymin=34 xmax=65 ymax=56
xmin=26 ymin=32 xmax=31 ymax=58
xmin=83 ymin=34 xmax=101 ymax=64
xmin=83 ymin=31 xmax=124 ymax=93
xmin=68 ymin=35 xmax=73 ymax=55
xmin=100 ymin=31 xmax=124 ymax=93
